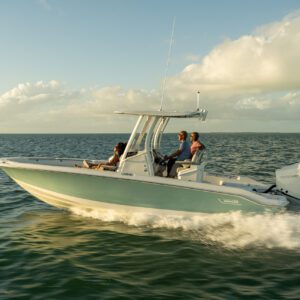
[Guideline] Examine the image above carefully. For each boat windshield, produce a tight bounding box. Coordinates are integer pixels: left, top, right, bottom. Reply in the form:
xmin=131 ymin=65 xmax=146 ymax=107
xmin=123 ymin=115 xmax=163 ymax=159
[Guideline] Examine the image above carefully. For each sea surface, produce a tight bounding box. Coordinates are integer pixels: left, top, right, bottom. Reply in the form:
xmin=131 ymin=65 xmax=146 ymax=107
xmin=0 ymin=133 xmax=300 ymax=300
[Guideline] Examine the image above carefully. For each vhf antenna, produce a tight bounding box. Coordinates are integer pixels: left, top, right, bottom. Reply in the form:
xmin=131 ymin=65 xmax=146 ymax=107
xmin=197 ymin=91 xmax=200 ymax=111
xmin=160 ymin=17 xmax=176 ymax=111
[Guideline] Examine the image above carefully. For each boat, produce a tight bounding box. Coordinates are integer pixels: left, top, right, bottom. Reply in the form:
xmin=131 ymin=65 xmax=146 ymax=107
xmin=1 ymin=109 xmax=297 ymax=216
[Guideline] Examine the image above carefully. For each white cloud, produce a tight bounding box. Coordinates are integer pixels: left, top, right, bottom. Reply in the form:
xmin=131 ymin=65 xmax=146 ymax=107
xmin=169 ymin=12 xmax=300 ymax=95
xmin=282 ymin=91 xmax=300 ymax=106
xmin=62 ymin=86 xmax=160 ymax=119
xmin=0 ymin=80 xmax=65 ymax=106
xmin=0 ymin=80 xmax=84 ymax=129
xmin=0 ymin=81 xmax=161 ymax=132
xmin=234 ymin=97 xmax=272 ymax=110
xmin=1 ymin=12 xmax=300 ymax=132
xmin=163 ymin=11 xmax=300 ymax=125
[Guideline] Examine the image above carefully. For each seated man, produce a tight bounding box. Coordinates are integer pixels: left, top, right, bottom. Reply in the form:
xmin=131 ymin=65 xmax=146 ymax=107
xmin=165 ymin=130 xmax=191 ymax=178
xmin=176 ymin=132 xmax=206 ymax=175
xmin=190 ymin=132 xmax=205 ymax=156
xmin=83 ymin=142 xmax=126 ymax=170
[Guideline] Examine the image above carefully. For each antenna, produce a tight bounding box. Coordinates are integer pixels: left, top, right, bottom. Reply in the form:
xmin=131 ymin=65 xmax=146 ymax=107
xmin=160 ymin=17 xmax=176 ymax=111
xmin=197 ymin=91 xmax=200 ymax=111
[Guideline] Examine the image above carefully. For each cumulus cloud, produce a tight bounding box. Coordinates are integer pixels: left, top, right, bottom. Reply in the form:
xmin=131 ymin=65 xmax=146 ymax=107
xmin=0 ymin=80 xmax=86 ymax=132
xmin=0 ymin=80 xmax=63 ymax=106
xmin=0 ymin=12 xmax=300 ymax=132
xmin=169 ymin=12 xmax=300 ymax=96
xmin=234 ymin=97 xmax=272 ymax=111
xmin=60 ymin=86 xmax=160 ymax=121
xmin=88 ymin=86 xmax=159 ymax=113
xmin=163 ymin=11 xmax=300 ymax=124
xmin=282 ymin=91 xmax=300 ymax=106
xmin=0 ymin=81 xmax=161 ymax=132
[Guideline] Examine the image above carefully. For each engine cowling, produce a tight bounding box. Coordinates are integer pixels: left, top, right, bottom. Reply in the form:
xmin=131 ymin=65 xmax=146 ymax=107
xmin=276 ymin=162 xmax=300 ymax=200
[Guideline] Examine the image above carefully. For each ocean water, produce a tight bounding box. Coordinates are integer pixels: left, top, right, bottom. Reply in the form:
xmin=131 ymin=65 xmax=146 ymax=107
xmin=0 ymin=133 xmax=300 ymax=300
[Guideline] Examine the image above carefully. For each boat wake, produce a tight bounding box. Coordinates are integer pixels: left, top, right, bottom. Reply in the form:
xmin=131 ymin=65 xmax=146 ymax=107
xmin=70 ymin=206 xmax=300 ymax=250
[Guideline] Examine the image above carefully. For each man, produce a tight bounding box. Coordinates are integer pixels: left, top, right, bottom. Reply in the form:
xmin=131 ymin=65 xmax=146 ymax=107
xmin=190 ymin=132 xmax=205 ymax=156
xmin=165 ymin=130 xmax=191 ymax=178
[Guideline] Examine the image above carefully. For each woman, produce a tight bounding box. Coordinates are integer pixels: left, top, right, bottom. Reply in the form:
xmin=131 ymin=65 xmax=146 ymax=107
xmin=82 ymin=142 xmax=126 ymax=169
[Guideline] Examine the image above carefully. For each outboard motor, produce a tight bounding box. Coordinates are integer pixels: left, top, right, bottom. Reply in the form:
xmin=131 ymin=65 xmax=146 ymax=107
xmin=276 ymin=162 xmax=300 ymax=200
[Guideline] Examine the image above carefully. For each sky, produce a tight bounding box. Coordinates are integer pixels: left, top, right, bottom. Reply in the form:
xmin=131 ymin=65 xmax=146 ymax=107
xmin=0 ymin=0 xmax=300 ymax=133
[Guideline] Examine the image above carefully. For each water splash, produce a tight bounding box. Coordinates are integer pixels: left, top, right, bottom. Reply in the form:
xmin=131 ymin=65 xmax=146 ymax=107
xmin=70 ymin=206 xmax=300 ymax=250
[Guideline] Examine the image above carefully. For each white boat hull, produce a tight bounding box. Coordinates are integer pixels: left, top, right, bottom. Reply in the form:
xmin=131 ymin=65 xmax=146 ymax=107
xmin=0 ymin=157 xmax=288 ymax=214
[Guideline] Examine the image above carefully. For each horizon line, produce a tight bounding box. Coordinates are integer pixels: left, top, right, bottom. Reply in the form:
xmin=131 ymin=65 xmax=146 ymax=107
xmin=0 ymin=131 xmax=299 ymax=135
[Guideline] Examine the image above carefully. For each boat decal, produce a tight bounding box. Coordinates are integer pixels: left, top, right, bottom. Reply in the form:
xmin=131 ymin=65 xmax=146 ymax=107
xmin=217 ymin=198 xmax=241 ymax=205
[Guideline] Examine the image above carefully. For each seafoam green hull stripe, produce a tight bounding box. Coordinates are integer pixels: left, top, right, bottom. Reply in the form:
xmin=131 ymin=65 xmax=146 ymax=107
xmin=2 ymin=167 xmax=275 ymax=213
